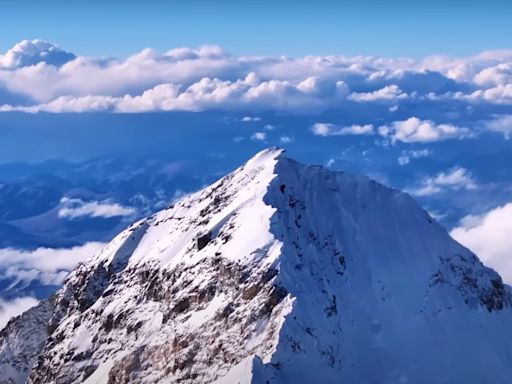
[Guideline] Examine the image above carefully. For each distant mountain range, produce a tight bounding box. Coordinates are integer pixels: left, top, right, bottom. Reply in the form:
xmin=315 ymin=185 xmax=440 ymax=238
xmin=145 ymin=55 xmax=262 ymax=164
xmin=0 ymin=156 xmax=217 ymax=249
xmin=0 ymin=155 xmax=221 ymax=302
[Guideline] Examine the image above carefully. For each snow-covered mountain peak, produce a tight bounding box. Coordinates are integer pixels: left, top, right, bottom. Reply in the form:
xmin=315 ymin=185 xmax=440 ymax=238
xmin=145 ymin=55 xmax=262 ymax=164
xmin=2 ymin=148 xmax=512 ymax=383
xmin=85 ymin=147 xmax=285 ymax=270
xmin=244 ymin=146 xmax=284 ymax=166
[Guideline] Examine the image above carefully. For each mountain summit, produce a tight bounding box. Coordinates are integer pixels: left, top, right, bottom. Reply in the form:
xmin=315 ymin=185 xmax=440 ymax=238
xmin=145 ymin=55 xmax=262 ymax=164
xmin=2 ymin=148 xmax=512 ymax=383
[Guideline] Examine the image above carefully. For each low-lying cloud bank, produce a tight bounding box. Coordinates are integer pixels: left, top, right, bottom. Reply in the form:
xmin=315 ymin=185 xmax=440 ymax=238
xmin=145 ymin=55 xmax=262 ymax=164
xmin=58 ymin=197 xmax=137 ymax=219
xmin=0 ymin=242 xmax=107 ymax=328
xmin=0 ymin=40 xmax=511 ymax=127
xmin=451 ymin=202 xmax=512 ymax=285
xmin=0 ymin=242 xmax=106 ymax=287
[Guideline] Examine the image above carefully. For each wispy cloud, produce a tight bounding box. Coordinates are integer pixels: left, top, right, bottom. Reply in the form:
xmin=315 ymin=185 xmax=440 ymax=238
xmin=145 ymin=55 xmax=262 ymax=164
xmin=0 ymin=242 xmax=106 ymax=283
xmin=58 ymin=197 xmax=137 ymax=219
xmin=487 ymin=115 xmax=512 ymax=139
xmin=279 ymin=135 xmax=294 ymax=144
xmin=326 ymin=158 xmax=335 ymax=168
xmin=409 ymin=167 xmax=477 ymax=196
xmin=241 ymin=116 xmax=261 ymax=122
xmin=251 ymin=132 xmax=267 ymax=141
xmin=398 ymin=149 xmax=432 ymax=166
xmin=311 ymin=123 xmax=374 ymax=136
xmin=0 ymin=242 xmax=106 ymax=320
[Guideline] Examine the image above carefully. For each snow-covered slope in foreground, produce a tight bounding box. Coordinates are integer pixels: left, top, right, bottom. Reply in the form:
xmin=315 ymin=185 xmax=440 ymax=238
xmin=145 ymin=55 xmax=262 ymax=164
xmin=6 ymin=148 xmax=512 ymax=383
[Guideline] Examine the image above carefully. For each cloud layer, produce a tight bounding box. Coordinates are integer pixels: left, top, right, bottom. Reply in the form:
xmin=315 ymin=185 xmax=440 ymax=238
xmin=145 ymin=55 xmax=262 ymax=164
xmin=0 ymin=40 xmax=511 ymax=124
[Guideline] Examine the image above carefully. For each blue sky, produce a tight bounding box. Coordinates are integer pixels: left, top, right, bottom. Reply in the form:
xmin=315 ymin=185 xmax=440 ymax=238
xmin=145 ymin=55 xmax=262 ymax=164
xmin=1 ymin=0 xmax=512 ymax=58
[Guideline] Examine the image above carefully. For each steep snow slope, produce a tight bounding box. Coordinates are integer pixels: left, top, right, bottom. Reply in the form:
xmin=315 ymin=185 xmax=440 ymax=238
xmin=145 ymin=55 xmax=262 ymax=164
xmin=15 ymin=148 xmax=512 ymax=383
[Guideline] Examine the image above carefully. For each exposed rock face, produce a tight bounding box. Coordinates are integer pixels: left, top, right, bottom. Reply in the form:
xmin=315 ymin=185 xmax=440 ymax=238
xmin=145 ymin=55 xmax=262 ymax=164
xmin=0 ymin=300 xmax=53 ymax=384
xmin=4 ymin=148 xmax=512 ymax=383
xmin=196 ymin=231 xmax=212 ymax=251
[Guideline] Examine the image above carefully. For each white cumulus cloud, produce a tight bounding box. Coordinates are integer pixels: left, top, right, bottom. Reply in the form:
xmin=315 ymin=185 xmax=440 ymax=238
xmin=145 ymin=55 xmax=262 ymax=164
xmin=0 ymin=40 xmax=508 ymax=120
xmin=378 ymin=117 xmax=469 ymax=143
xmin=0 ymin=39 xmax=509 ymax=142
xmin=0 ymin=39 xmax=75 ymax=69
xmin=348 ymin=84 xmax=408 ymax=102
